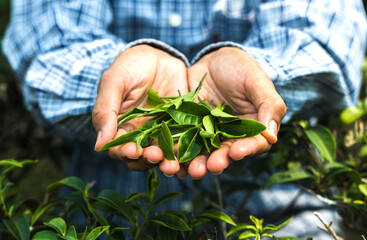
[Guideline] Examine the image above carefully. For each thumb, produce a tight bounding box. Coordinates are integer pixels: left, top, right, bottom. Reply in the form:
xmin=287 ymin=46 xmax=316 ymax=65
xmin=92 ymin=71 xmax=125 ymax=152
xmin=257 ymin=97 xmax=287 ymax=144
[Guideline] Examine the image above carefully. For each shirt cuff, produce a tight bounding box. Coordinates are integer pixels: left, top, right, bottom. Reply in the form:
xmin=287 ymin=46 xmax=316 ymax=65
xmin=124 ymin=38 xmax=190 ymax=67
xmin=191 ymin=41 xmax=284 ymax=83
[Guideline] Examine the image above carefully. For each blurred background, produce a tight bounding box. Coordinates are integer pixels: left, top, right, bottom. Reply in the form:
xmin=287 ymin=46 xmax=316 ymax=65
xmin=0 ymin=0 xmax=366 ymax=201
xmin=0 ymin=0 xmax=70 ymax=201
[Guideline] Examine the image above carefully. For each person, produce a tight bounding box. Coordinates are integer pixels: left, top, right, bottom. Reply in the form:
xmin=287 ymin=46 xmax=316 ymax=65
xmin=2 ymin=0 xmax=367 ymax=238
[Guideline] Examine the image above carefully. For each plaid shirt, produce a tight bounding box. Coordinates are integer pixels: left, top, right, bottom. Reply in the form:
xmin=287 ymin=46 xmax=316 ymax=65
xmin=2 ymin=0 xmax=367 ymax=140
xmin=2 ymin=1 xmax=367 ymax=238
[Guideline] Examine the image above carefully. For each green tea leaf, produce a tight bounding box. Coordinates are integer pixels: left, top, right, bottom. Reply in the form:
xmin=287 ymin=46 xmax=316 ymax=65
xmin=169 ymin=124 xmax=196 ymax=140
xmin=177 ymin=127 xmax=204 ymax=163
xmin=150 ymin=213 xmax=191 ymax=231
xmin=211 ymin=107 xmax=239 ymax=119
xmin=148 ymin=89 xmax=166 ymax=107
xmin=32 ymin=230 xmax=58 ymax=240
xmin=64 ymin=225 xmax=77 ymax=240
xmin=218 ymin=119 xmax=266 ymax=138
xmin=177 ymin=101 xmax=211 ymax=116
xmin=249 ymin=215 xmax=263 ymax=229
xmin=47 ymin=177 xmax=86 ymax=193
xmin=305 ymin=125 xmax=336 ymax=163
xmin=153 ymin=192 xmax=183 ymax=208
xmin=99 ymin=130 xmax=142 ymax=151
xmin=97 ymin=190 xmax=135 ymax=224
xmin=265 ymin=169 xmax=312 ymax=188
xmin=147 ymin=168 xmax=160 ymax=196
xmin=202 ymin=115 xmax=215 ymax=133
xmin=198 ymin=96 xmax=213 ymax=110
xmin=158 ymin=121 xmax=176 ymax=160
xmin=31 ymin=202 xmax=57 ymax=225
xmin=196 ymin=209 xmax=236 ymax=226
xmin=238 ymin=231 xmax=257 ymax=239
xmin=200 ymin=130 xmax=214 ymax=139
xmin=167 ymin=109 xmax=201 ymax=125
xmin=211 ymin=134 xmax=221 ymax=149
xmin=324 ymin=162 xmax=361 ymax=183
xmin=358 ymin=184 xmax=367 ymax=196
xmin=44 ymin=218 xmax=67 ymax=236
xmin=85 ymin=226 xmax=110 ymax=240
xmin=0 ymin=159 xmax=23 ymax=167
xmin=117 ymin=107 xmax=153 ymax=122
xmin=126 ymin=192 xmax=151 ymax=203
xmin=275 ymin=216 xmax=293 ymax=230
xmin=4 ymin=216 xmax=30 ymax=240
xmin=118 ymin=109 xmax=165 ymax=127
xmin=227 ymin=223 xmax=252 ymax=237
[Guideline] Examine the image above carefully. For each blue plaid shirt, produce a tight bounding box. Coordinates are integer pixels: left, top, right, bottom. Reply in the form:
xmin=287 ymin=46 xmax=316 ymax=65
xmin=2 ymin=0 xmax=367 ymax=140
xmin=3 ymin=1 xmax=367 ymax=238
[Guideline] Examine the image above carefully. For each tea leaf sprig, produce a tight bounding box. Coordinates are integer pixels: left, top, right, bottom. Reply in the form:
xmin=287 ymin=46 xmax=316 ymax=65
xmin=100 ymin=74 xmax=266 ymax=163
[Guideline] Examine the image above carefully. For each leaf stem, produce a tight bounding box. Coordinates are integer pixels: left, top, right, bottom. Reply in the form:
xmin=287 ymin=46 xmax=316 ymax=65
xmin=314 ymin=211 xmax=343 ymax=240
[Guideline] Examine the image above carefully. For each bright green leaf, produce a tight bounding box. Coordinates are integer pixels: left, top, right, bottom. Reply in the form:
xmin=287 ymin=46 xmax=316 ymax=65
xmin=166 ymin=109 xmax=202 ymax=125
xmin=148 ymin=89 xmax=166 ymax=107
xmin=238 ymin=231 xmax=257 ymax=239
xmin=85 ymin=226 xmax=110 ymax=240
xmin=99 ymin=130 xmax=142 ymax=151
xmin=31 ymin=202 xmax=56 ymax=225
xmin=305 ymin=125 xmax=336 ymax=163
xmin=196 ymin=209 xmax=236 ymax=226
xmin=44 ymin=218 xmax=67 ymax=236
xmin=158 ymin=121 xmax=176 ymax=160
xmin=358 ymin=184 xmax=367 ymax=196
xmin=218 ymin=119 xmax=266 ymax=138
xmin=227 ymin=223 xmax=252 ymax=237
xmin=32 ymin=230 xmax=58 ymax=240
xmin=47 ymin=177 xmax=86 ymax=193
xmin=177 ymin=127 xmax=203 ymax=163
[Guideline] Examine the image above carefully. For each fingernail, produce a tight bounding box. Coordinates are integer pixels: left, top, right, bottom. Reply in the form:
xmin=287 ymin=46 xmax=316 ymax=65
xmin=164 ymin=173 xmax=174 ymax=177
xmin=212 ymin=171 xmax=223 ymax=175
xmin=95 ymin=131 xmax=102 ymax=149
xmin=269 ymin=120 xmax=278 ymax=138
xmin=146 ymin=159 xmax=158 ymax=164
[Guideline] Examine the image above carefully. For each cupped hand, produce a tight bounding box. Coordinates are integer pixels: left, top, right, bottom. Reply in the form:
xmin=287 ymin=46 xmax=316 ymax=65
xmin=92 ymin=44 xmax=187 ymax=174
xmin=183 ymin=47 xmax=286 ymax=179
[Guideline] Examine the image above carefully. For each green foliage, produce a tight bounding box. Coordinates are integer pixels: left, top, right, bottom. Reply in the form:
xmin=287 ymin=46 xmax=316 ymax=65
xmin=100 ymin=74 xmax=266 ymax=162
xmin=0 ymin=159 xmax=296 ymax=240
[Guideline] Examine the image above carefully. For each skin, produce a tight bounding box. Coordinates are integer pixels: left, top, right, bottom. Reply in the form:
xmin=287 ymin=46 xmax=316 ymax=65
xmin=184 ymin=47 xmax=286 ymax=178
xmin=92 ymin=45 xmax=286 ymax=178
xmin=93 ymin=44 xmax=187 ymax=172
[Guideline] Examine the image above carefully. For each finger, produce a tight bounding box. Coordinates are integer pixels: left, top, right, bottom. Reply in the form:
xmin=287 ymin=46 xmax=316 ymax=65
xmin=176 ymin=166 xmax=188 ymax=179
xmin=143 ymin=145 xmax=164 ymax=164
xmin=206 ymin=142 xmax=232 ymax=174
xmin=108 ymin=142 xmax=143 ymax=161
xmin=93 ymin=69 xmax=126 ymax=151
xmin=159 ymin=159 xmax=180 ymax=176
xmin=126 ymin=157 xmax=157 ymax=171
xmin=187 ymin=155 xmax=208 ymax=179
xmin=229 ymin=134 xmax=272 ymax=160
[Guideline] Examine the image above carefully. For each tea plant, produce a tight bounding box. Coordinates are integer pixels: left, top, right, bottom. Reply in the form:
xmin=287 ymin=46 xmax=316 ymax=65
xmin=0 ymin=159 xmax=297 ymax=240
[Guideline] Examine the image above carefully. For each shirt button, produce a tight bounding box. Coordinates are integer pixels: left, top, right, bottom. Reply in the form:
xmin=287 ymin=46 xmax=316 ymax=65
xmin=169 ymin=13 xmax=182 ymax=27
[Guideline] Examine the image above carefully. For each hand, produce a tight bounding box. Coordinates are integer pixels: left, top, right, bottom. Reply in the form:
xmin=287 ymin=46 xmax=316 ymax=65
xmin=181 ymin=47 xmax=286 ymax=179
xmin=92 ymin=44 xmax=187 ymax=174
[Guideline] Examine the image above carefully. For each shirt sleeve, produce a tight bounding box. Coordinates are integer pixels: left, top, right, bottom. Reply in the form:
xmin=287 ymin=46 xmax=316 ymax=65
xmin=2 ymin=0 xmax=125 ymax=140
xmin=192 ymin=0 xmax=367 ymax=123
